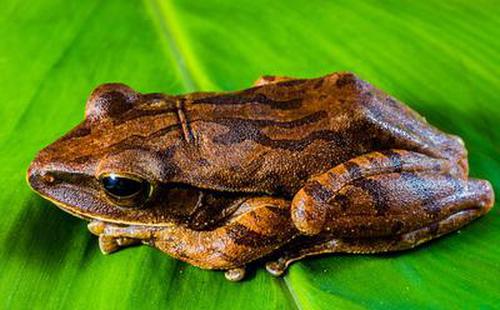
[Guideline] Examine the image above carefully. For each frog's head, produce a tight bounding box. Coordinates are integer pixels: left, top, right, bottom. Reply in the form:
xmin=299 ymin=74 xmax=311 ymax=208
xmin=27 ymin=83 xmax=203 ymax=227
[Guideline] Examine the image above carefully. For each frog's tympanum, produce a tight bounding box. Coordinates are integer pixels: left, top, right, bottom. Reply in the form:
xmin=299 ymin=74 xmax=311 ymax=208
xmin=28 ymin=72 xmax=494 ymax=281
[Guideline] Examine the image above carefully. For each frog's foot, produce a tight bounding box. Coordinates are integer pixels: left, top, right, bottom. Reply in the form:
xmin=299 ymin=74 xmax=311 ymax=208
xmin=87 ymin=221 xmax=142 ymax=254
xmin=265 ymin=259 xmax=287 ymax=277
xmin=224 ymin=267 xmax=246 ymax=282
xmin=265 ymin=237 xmax=334 ymax=277
xmin=97 ymin=235 xmax=141 ymax=254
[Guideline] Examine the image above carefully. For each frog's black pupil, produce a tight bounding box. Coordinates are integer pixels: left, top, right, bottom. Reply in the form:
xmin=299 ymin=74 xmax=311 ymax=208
xmin=102 ymin=175 xmax=147 ymax=198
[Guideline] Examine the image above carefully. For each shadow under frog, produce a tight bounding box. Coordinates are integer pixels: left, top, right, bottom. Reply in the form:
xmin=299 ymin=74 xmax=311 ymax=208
xmin=27 ymin=72 xmax=494 ymax=281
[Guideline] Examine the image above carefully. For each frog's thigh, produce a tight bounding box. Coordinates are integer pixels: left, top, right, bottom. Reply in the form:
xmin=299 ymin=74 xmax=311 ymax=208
xmin=292 ymin=149 xmax=458 ymax=235
xmin=292 ymin=149 xmax=493 ymax=237
xmin=317 ymin=172 xmax=492 ymax=238
xmin=253 ymin=75 xmax=295 ymax=86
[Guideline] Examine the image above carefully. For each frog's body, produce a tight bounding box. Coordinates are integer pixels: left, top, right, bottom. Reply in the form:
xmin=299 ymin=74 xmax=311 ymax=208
xmin=28 ymin=72 xmax=494 ymax=281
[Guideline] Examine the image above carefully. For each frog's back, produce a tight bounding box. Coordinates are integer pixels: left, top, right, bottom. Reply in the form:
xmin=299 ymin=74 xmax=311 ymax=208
xmin=178 ymin=73 xmax=465 ymax=196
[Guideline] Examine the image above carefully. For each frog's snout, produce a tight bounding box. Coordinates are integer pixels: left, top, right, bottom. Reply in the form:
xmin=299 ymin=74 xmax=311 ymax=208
xmin=26 ymin=147 xmax=74 ymax=195
xmin=26 ymin=158 xmax=57 ymax=195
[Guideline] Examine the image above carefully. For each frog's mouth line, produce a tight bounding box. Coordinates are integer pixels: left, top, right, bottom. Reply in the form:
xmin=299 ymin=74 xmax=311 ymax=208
xmin=29 ymin=182 xmax=178 ymax=228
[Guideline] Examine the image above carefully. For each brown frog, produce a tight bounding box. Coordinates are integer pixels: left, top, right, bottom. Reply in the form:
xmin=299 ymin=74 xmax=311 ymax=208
xmin=27 ymin=72 xmax=494 ymax=281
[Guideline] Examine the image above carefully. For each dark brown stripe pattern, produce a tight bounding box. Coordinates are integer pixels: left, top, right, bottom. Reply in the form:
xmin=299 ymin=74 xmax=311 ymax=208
xmin=350 ymin=177 xmax=391 ymax=215
xmin=227 ymin=223 xmax=282 ymax=248
xmin=192 ymin=92 xmax=302 ymax=110
xmin=210 ymin=111 xmax=340 ymax=151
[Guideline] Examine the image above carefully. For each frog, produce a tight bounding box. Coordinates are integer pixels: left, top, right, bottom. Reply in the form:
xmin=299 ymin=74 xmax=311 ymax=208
xmin=27 ymin=72 xmax=494 ymax=281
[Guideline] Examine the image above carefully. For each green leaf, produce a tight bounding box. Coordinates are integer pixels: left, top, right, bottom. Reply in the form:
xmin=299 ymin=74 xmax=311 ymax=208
xmin=1 ymin=0 xmax=498 ymax=309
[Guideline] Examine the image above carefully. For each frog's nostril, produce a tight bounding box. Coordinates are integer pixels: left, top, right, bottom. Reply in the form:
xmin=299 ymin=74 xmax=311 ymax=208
xmin=41 ymin=171 xmax=55 ymax=184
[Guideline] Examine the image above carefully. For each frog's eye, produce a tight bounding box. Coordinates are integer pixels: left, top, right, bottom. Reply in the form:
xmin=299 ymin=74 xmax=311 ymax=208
xmin=99 ymin=173 xmax=152 ymax=207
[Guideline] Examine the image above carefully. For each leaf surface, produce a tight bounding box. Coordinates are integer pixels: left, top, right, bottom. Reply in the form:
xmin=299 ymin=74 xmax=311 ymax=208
xmin=0 ymin=0 xmax=498 ymax=309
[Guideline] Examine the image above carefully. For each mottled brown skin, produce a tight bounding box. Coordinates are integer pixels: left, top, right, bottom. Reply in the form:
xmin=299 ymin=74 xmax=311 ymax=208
xmin=27 ymin=72 xmax=494 ymax=281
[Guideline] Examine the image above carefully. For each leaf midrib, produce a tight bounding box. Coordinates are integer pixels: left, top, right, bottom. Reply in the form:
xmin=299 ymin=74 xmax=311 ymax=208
xmin=142 ymin=1 xmax=301 ymax=308
xmin=145 ymin=0 xmax=217 ymax=92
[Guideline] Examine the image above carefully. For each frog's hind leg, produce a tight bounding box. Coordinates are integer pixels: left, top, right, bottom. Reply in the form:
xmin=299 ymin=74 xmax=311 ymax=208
xmin=292 ymin=149 xmax=494 ymax=235
xmin=266 ymin=184 xmax=492 ymax=277
xmin=279 ymin=149 xmax=494 ymax=276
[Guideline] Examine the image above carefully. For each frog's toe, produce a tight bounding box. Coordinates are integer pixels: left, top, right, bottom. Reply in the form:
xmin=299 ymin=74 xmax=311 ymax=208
xmin=98 ymin=235 xmax=141 ymax=254
xmin=116 ymin=237 xmax=141 ymax=247
xmin=98 ymin=235 xmax=121 ymax=254
xmin=265 ymin=260 xmax=286 ymax=277
xmin=224 ymin=267 xmax=246 ymax=281
xmin=87 ymin=220 xmax=106 ymax=235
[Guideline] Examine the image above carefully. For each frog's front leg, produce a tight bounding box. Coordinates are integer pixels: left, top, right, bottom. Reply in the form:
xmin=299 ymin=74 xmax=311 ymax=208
xmin=151 ymin=197 xmax=297 ymax=281
xmin=87 ymin=221 xmax=144 ymax=254
xmin=88 ymin=198 xmax=297 ymax=281
xmin=291 ymin=149 xmax=493 ymax=240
